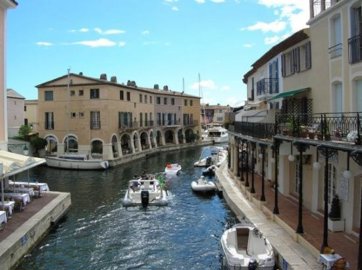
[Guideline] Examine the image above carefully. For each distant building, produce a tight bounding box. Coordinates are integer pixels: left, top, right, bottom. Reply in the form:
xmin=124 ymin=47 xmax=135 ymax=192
xmin=24 ymin=99 xmax=38 ymax=132
xmin=6 ymin=88 xmax=25 ymax=137
xmin=200 ymin=104 xmax=232 ymax=128
xmin=36 ymin=72 xmax=201 ymax=160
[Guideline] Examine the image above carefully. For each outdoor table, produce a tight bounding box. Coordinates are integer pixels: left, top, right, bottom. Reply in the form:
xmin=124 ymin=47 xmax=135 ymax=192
xmin=9 ymin=181 xmax=50 ymax=192
xmin=8 ymin=187 xmax=35 ymax=197
xmin=0 ymin=210 xmax=7 ymax=225
xmin=3 ymin=193 xmax=31 ymax=206
xmin=0 ymin=201 xmax=15 ymax=216
xmin=319 ymin=253 xmax=342 ymax=270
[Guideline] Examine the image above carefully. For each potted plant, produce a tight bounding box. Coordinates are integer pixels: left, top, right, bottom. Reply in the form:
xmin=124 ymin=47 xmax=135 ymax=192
xmin=328 ymin=194 xmax=344 ymax=232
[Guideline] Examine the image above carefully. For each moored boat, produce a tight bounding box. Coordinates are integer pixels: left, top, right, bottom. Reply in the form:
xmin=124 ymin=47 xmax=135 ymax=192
xmin=191 ymin=176 xmax=216 ymax=193
xmin=203 ymin=125 xmax=229 ymax=144
xmin=122 ymin=174 xmax=169 ymax=208
xmin=220 ymin=224 xmax=275 ymax=270
xmin=45 ymin=154 xmax=109 ymax=170
xmin=164 ymin=163 xmax=182 ymax=175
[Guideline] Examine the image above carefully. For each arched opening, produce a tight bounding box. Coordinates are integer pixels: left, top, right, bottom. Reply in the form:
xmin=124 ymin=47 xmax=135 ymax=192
xmin=45 ymin=135 xmax=57 ymax=155
xmin=121 ymin=134 xmax=132 ymax=155
xmin=156 ymin=130 xmax=163 ymax=146
xmin=112 ymin=135 xmax=119 ymax=158
xmin=177 ymin=129 xmax=184 ymax=144
xmin=64 ymin=135 xmax=78 ymax=153
xmin=140 ymin=132 xmax=149 ymax=150
xmin=91 ymin=140 xmax=103 ymax=158
xmin=164 ymin=130 xmax=174 ymax=144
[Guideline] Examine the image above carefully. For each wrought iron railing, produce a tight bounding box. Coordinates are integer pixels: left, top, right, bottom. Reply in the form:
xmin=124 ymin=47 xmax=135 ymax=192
xmin=329 ymin=43 xmax=342 ymax=59
xmin=229 ymin=112 xmax=362 ymax=145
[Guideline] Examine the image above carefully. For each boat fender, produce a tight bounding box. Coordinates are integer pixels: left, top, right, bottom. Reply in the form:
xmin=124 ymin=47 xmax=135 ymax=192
xmin=141 ymin=190 xmax=149 ymax=208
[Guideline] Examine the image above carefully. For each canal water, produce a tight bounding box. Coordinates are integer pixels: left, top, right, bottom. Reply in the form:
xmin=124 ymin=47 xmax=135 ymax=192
xmin=16 ymin=145 xmax=238 ymax=270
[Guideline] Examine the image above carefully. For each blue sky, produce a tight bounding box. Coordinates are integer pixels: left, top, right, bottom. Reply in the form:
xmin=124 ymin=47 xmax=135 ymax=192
xmin=6 ymin=0 xmax=309 ymax=107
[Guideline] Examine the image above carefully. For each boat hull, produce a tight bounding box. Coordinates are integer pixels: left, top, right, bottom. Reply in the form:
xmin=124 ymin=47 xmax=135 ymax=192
xmin=46 ymin=156 xmax=109 ymax=170
xmin=191 ymin=180 xmax=216 ymax=192
xmin=220 ymin=224 xmax=275 ymax=269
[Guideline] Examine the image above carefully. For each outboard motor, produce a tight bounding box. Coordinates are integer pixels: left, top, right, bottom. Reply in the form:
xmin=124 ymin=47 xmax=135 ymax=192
xmin=141 ymin=190 xmax=149 ymax=208
xmin=206 ymin=156 xmax=212 ymax=166
xmin=248 ymin=258 xmax=258 ymax=270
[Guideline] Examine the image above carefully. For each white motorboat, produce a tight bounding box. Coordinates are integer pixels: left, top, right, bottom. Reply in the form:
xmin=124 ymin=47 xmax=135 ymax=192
xmin=220 ymin=224 xmax=275 ymax=270
xmin=203 ymin=125 xmax=229 ymax=144
xmin=46 ymin=154 xmax=109 ymax=170
xmin=194 ymin=147 xmax=227 ymax=167
xmin=122 ymin=175 xmax=169 ymax=207
xmin=164 ymin=163 xmax=181 ymax=175
xmin=191 ymin=176 xmax=216 ymax=193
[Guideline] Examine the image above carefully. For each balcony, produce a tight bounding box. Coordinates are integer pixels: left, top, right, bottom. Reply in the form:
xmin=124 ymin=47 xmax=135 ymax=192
xmin=256 ymin=78 xmax=279 ymax=97
xmin=228 ymin=112 xmax=361 ymax=145
xmin=348 ymin=34 xmax=362 ymax=64
xmin=329 ymin=43 xmax=342 ymax=59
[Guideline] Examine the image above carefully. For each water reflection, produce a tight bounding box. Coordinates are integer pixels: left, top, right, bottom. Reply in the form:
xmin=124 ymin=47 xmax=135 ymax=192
xmin=16 ymin=146 xmax=238 ymax=270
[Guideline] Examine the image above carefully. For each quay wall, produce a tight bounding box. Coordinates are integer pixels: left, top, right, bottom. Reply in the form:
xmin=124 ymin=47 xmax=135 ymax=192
xmin=0 ymin=192 xmax=71 ymax=270
xmin=110 ymin=141 xmax=212 ymax=167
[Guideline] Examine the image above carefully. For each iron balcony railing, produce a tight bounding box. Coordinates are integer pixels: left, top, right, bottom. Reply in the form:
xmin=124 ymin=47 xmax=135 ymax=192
xmin=348 ymin=34 xmax=362 ymax=64
xmin=228 ymin=112 xmax=362 ymax=145
xmin=329 ymin=43 xmax=342 ymax=59
xmin=256 ymin=78 xmax=279 ymax=96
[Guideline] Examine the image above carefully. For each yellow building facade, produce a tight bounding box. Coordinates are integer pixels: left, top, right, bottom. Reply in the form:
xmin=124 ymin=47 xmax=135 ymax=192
xmin=37 ymin=72 xmax=201 ymax=161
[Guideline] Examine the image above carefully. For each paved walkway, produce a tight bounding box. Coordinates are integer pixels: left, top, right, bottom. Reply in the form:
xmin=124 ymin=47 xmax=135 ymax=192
xmin=216 ymin=163 xmax=359 ymax=270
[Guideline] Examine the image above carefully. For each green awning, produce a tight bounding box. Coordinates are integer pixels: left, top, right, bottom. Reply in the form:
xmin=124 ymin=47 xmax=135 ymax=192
xmin=268 ymin=87 xmax=310 ymax=101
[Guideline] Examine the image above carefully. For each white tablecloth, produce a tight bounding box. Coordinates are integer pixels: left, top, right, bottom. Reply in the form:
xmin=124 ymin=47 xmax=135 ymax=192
xmin=0 ymin=210 xmax=7 ymax=224
xmin=4 ymin=193 xmax=31 ymax=206
xmin=8 ymin=187 xmax=35 ymax=196
xmin=0 ymin=201 xmax=15 ymax=216
xmin=9 ymin=181 xmax=50 ymax=192
xmin=319 ymin=253 xmax=342 ymax=270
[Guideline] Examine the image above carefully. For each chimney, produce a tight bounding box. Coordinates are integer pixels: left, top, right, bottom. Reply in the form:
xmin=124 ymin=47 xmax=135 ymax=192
xmin=100 ymin=73 xmax=107 ymax=80
xmin=79 ymin=72 xmax=83 ymax=76
xmin=163 ymin=85 xmax=168 ymax=91
xmin=154 ymin=84 xmax=159 ymax=90
xmin=110 ymin=76 xmax=117 ymax=83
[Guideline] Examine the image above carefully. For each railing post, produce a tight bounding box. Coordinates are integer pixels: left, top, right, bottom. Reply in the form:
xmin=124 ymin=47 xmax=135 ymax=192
xmin=250 ymin=142 xmax=256 ymax=194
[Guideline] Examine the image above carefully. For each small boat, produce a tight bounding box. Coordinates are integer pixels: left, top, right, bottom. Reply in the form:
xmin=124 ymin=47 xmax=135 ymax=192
xmin=164 ymin=163 xmax=181 ymax=175
xmin=191 ymin=176 xmax=216 ymax=193
xmin=122 ymin=174 xmax=169 ymax=207
xmin=45 ymin=154 xmax=109 ymax=170
xmin=220 ymin=224 xmax=275 ymax=270
xmin=194 ymin=156 xmax=214 ymax=167
xmin=202 ymin=165 xmax=217 ymax=177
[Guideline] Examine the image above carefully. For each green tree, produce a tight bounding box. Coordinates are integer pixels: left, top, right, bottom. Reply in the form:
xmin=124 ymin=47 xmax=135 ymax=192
xmin=18 ymin=125 xmax=32 ymax=140
xmin=30 ymin=137 xmax=47 ymax=156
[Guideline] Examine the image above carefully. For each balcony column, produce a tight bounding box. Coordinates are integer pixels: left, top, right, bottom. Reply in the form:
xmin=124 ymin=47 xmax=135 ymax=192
xmin=174 ymin=130 xmax=179 ymax=145
xmin=236 ymin=138 xmax=241 ymax=177
xmin=240 ymin=140 xmax=244 ymax=181
xmin=321 ymin=147 xmax=330 ymax=252
xmin=260 ymin=143 xmax=267 ymax=201
xmin=245 ymin=141 xmax=249 ymax=187
xmin=273 ymin=139 xmax=281 ymax=215
xmin=295 ymin=142 xmax=309 ymax=234
xmin=250 ymin=142 xmax=256 ymax=194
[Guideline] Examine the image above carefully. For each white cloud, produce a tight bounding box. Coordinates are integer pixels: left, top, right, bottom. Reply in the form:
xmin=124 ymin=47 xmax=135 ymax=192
xmin=243 ymin=43 xmax=253 ymax=48
xmin=191 ymin=80 xmax=217 ymax=91
xmin=210 ymin=0 xmax=225 ymax=3
xmin=221 ymin=85 xmax=230 ymax=91
xmin=69 ymin=28 xmax=89 ymax=33
xmin=142 ymin=30 xmax=150 ymax=35
xmin=264 ymin=36 xmax=280 ymax=45
xmin=244 ymin=20 xmax=286 ymax=33
xmin=257 ymin=0 xmax=309 ymax=32
xmin=36 ymin=41 xmax=53 ymax=46
xmin=73 ymin=38 xmax=116 ymax=48
xmin=94 ymin=28 xmax=125 ymax=35
xmin=172 ymin=6 xmax=179 ymax=11
xmin=195 ymin=0 xmax=205 ymax=3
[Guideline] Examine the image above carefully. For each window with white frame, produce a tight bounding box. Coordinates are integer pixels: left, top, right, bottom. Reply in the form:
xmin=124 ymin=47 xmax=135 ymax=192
xmin=330 ymin=14 xmax=342 ymax=58
xmin=332 ymin=82 xmax=343 ymax=113
xmin=90 ymin=111 xmax=101 ymax=129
